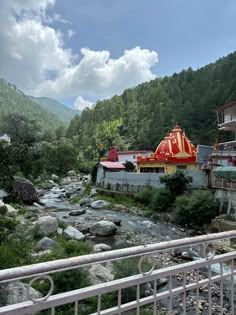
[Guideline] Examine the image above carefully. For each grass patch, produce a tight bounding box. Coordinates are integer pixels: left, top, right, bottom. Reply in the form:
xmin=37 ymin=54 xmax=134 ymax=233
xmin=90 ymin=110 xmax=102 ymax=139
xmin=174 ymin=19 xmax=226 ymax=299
xmin=69 ymin=196 xmax=82 ymax=204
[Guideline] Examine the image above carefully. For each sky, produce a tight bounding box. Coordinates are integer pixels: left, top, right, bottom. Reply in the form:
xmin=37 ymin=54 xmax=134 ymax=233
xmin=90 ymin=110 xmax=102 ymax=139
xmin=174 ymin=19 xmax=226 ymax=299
xmin=0 ymin=0 xmax=236 ymax=110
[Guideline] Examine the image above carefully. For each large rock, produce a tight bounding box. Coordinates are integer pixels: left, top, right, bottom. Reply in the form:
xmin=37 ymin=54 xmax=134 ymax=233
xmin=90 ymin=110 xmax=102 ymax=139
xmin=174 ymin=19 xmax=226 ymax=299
xmin=0 ymin=281 xmax=42 ymax=306
xmin=13 ymin=177 xmax=38 ymax=204
xmin=34 ymin=216 xmax=58 ymax=237
xmin=88 ymin=264 xmax=114 ymax=285
xmin=69 ymin=209 xmax=86 ymax=216
xmin=90 ymin=220 xmax=117 ymax=236
xmin=93 ymin=243 xmax=112 ymax=252
xmin=35 ymin=237 xmax=59 ymax=251
xmin=0 ymin=201 xmax=17 ymax=216
xmin=63 ymin=226 xmax=85 ymax=241
xmin=90 ymin=200 xmax=110 ymax=209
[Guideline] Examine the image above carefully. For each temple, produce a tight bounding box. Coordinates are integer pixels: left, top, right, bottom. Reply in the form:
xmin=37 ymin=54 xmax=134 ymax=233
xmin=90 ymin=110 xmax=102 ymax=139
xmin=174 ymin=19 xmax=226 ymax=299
xmin=137 ymin=125 xmax=197 ymax=173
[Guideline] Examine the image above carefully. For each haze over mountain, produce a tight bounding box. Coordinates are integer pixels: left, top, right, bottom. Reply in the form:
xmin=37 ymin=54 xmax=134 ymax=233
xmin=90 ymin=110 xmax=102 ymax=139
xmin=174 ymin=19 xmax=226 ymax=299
xmin=0 ymin=79 xmax=64 ymax=133
xmin=29 ymin=96 xmax=80 ymax=126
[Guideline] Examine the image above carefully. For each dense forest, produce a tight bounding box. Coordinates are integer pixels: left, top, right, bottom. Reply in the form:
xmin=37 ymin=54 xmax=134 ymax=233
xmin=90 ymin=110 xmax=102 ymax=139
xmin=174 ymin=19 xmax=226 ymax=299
xmin=29 ymin=96 xmax=80 ymax=126
xmin=66 ymin=51 xmax=236 ymax=159
xmin=0 ymin=79 xmax=69 ymax=135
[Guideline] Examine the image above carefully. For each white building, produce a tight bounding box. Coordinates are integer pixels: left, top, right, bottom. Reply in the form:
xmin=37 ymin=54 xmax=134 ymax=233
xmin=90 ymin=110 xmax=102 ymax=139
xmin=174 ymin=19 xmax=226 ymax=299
xmin=117 ymin=150 xmax=153 ymax=166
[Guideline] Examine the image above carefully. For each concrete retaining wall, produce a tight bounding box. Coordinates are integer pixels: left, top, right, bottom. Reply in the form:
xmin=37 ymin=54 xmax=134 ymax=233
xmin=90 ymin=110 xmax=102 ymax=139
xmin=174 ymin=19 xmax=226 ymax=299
xmin=96 ymin=169 xmax=207 ymax=193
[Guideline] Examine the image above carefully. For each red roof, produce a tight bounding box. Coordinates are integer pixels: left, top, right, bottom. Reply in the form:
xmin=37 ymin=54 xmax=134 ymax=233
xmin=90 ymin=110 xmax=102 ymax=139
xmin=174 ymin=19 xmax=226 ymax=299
xmin=216 ymin=101 xmax=236 ymax=112
xmin=137 ymin=125 xmax=197 ymax=164
xmin=117 ymin=150 xmax=152 ymax=155
xmin=100 ymin=162 xmax=125 ymax=169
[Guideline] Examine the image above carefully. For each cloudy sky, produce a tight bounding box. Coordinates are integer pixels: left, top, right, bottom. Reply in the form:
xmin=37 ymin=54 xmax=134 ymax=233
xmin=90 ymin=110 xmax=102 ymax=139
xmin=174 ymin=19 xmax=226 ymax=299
xmin=0 ymin=0 xmax=235 ymax=110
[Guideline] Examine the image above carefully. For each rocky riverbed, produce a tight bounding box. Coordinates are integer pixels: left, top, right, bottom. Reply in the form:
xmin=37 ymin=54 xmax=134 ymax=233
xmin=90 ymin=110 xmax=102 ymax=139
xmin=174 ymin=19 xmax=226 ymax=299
xmin=1 ymin=175 xmax=235 ymax=314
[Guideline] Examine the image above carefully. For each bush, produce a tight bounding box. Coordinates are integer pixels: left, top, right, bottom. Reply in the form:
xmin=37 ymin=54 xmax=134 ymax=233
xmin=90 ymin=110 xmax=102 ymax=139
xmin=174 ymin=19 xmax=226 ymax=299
xmin=151 ymin=188 xmax=174 ymax=212
xmin=160 ymin=171 xmax=192 ymax=196
xmin=0 ymin=205 xmax=8 ymax=216
xmin=135 ymin=188 xmax=155 ymax=205
xmin=174 ymin=190 xmax=219 ymax=227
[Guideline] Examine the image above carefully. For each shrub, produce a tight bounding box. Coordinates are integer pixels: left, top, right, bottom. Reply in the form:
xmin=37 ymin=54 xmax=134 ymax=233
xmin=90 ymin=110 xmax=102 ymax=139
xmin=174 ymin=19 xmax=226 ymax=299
xmin=0 ymin=205 xmax=8 ymax=216
xmin=151 ymin=188 xmax=174 ymax=212
xmin=135 ymin=188 xmax=155 ymax=205
xmin=174 ymin=190 xmax=219 ymax=227
xmin=160 ymin=171 xmax=192 ymax=196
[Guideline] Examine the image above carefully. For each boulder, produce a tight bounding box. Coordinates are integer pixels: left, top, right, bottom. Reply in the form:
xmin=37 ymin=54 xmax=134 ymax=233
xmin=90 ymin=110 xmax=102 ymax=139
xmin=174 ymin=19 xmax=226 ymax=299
xmin=88 ymin=264 xmax=114 ymax=285
xmin=63 ymin=226 xmax=85 ymax=241
xmin=90 ymin=188 xmax=97 ymax=197
xmin=0 ymin=281 xmax=42 ymax=306
xmin=34 ymin=216 xmax=58 ymax=237
xmin=69 ymin=209 xmax=86 ymax=216
xmin=0 ymin=201 xmax=17 ymax=216
xmin=13 ymin=177 xmax=38 ymax=204
xmin=90 ymin=220 xmax=117 ymax=236
xmin=93 ymin=243 xmax=112 ymax=252
xmin=51 ymin=174 xmax=59 ymax=181
xmin=90 ymin=200 xmax=110 ymax=209
xmin=35 ymin=237 xmax=59 ymax=251
xmin=79 ymin=197 xmax=93 ymax=206
xmin=67 ymin=170 xmax=76 ymax=177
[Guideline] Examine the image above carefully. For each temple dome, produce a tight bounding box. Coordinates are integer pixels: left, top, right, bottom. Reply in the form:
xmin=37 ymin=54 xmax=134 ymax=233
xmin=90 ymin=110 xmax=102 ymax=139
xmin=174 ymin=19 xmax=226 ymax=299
xmin=155 ymin=125 xmax=197 ymax=161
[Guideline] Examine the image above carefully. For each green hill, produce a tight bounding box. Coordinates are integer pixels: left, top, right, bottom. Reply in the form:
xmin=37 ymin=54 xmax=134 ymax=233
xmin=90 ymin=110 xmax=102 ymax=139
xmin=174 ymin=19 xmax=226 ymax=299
xmin=29 ymin=96 xmax=80 ymax=126
xmin=0 ymin=79 xmax=64 ymax=133
xmin=66 ymin=51 xmax=236 ymax=159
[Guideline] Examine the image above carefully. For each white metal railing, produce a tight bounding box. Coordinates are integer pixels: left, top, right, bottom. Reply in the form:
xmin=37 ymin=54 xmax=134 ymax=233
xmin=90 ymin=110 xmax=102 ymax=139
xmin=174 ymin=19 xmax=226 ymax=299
xmin=0 ymin=231 xmax=236 ymax=314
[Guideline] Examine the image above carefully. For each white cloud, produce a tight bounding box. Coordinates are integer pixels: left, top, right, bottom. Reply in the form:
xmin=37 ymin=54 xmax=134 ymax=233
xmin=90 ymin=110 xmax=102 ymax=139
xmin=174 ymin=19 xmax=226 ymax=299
xmin=0 ymin=0 xmax=158 ymax=102
xmin=68 ymin=29 xmax=76 ymax=38
xmin=74 ymin=96 xmax=93 ymax=111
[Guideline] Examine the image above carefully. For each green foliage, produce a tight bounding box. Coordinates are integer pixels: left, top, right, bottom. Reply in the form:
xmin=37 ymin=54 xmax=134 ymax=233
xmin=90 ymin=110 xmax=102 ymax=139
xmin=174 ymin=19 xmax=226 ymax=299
xmin=160 ymin=171 xmax=192 ymax=196
xmin=65 ymin=52 xmax=236 ymax=156
xmin=0 ymin=79 xmax=63 ymax=133
xmin=174 ymin=190 xmax=219 ymax=227
xmin=123 ymin=161 xmax=135 ymax=172
xmin=151 ymin=188 xmax=174 ymax=212
xmin=0 ymin=205 xmax=8 ymax=216
xmin=0 ymin=216 xmax=18 ymax=245
xmin=135 ymin=188 xmax=155 ymax=205
xmin=29 ymin=96 xmax=79 ymax=126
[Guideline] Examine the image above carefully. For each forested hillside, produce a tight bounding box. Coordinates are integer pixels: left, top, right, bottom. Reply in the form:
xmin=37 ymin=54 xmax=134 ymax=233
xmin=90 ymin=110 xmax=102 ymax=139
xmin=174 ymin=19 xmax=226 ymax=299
xmin=0 ymin=79 xmax=64 ymax=133
xmin=29 ymin=96 xmax=80 ymax=126
xmin=66 ymin=51 xmax=236 ymax=159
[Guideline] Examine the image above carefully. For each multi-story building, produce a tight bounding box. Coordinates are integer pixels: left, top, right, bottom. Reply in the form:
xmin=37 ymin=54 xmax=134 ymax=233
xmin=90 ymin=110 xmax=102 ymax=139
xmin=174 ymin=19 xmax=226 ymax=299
xmin=211 ymin=100 xmax=236 ymax=167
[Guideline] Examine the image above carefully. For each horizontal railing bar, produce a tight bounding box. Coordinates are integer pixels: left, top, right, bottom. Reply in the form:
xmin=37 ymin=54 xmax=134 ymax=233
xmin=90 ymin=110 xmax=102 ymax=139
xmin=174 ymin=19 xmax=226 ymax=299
xmin=1 ymin=251 xmax=236 ymax=315
xmin=1 ymin=231 xmax=236 ymax=282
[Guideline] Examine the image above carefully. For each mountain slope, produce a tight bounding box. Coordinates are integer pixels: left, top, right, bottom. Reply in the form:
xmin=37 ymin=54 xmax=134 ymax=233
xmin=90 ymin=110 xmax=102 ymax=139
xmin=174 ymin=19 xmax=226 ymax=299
xmin=66 ymin=51 xmax=236 ymax=158
xmin=0 ymin=79 xmax=64 ymax=132
xmin=29 ymin=96 xmax=80 ymax=126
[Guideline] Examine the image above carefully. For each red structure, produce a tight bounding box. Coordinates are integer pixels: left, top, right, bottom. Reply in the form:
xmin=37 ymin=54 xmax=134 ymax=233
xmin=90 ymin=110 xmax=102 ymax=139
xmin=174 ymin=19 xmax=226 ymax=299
xmin=107 ymin=146 xmax=119 ymax=162
xmin=137 ymin=125 xmax=197 ymax=173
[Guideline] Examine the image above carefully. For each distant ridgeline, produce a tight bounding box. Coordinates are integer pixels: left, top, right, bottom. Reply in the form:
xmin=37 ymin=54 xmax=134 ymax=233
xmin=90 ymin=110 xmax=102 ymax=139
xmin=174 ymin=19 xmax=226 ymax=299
xmin=29 ymin=96 xmax=80 ymax=126
xmin=66 ymin=51 xmax=236 ymax=157
xmin=0 ymin=79 xmax=66 ymax=132
xmin=0 ymin=79 xmax=80 ymax=136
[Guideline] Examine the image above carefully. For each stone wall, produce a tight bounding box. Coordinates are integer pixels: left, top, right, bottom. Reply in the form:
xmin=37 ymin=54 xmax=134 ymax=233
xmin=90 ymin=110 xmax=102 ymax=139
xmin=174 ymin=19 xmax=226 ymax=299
xmin=96 ymin=169 xmax=207 ymax=193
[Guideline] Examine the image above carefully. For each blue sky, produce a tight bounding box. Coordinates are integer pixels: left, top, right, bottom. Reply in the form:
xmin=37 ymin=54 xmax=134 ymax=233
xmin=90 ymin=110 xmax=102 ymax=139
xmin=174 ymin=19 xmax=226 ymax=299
xmin=0 ymin=0 xmax=236 ymax=109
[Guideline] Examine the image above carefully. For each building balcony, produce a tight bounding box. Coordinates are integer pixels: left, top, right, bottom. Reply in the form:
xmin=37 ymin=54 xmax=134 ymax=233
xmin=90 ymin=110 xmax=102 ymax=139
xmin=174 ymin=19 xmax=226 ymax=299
xmin=218 ymin=119 xmax=236 ymax=131
xmin=0 ymin=231 xmax=236 ymax=314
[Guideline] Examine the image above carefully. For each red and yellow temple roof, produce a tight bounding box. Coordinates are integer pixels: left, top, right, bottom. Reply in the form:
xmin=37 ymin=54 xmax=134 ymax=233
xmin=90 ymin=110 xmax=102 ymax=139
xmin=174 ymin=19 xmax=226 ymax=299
xmin=137 ymin=125 xmax=197 ymax=164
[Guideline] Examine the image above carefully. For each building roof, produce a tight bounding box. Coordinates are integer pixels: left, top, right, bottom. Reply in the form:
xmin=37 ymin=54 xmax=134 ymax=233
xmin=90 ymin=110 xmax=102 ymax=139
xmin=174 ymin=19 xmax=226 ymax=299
xmin=100 ymin=162 xmax=126 ymax=169
xmin=137 ymin=125 xmax=197 ymax=164
xmin=216 ymin=100 xmax=236 ymax=112
xmin=117 ymin=150 xmax=152 ymax=155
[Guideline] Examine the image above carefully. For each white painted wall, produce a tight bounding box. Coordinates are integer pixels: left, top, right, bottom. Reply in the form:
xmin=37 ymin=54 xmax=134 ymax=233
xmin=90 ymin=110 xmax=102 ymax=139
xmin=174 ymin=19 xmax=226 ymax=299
xmin=118 ymin=152 xmax=152 ymax=165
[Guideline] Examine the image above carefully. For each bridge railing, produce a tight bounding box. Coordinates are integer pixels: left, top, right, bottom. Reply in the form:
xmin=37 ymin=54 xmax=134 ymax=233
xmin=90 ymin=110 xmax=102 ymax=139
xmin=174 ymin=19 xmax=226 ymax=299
xmin=0 ymin=231 xmax=236 ymax=314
